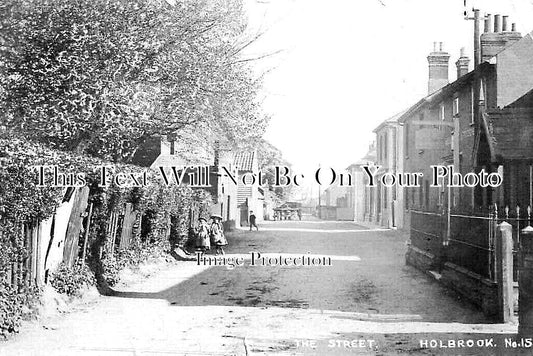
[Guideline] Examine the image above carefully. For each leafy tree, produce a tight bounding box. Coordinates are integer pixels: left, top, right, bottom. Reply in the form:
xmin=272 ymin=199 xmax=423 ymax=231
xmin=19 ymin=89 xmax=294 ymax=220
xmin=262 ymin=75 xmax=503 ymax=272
xmin=255 ymin=138 xmax=292 ymax=201
xmin=0 ymin=0 xmax=267 ymax=162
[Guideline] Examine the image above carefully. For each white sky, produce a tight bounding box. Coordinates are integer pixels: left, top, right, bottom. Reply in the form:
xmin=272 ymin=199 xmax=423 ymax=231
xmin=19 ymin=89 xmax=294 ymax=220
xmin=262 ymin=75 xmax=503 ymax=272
xmin=243 ymin=0 xmax=533 ymax=177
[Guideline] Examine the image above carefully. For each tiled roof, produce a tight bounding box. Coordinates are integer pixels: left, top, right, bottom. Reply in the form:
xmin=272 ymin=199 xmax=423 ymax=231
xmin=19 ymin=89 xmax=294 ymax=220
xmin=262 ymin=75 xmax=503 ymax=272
xmin=233 ymin=151 xmax=256 ymax=171
xmin=486 ymin=108 xmax=533 ymax=161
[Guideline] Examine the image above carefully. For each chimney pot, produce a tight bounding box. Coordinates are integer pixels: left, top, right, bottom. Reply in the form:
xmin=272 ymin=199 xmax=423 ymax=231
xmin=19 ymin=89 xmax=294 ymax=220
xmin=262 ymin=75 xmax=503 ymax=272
xmin=502 ymin=16 xmax=508 ymax=31
xmin=485 ymin=14 xmax=492 ymax=33
xmin=512 ymin=23 xmax=517 ymax=32
xmin=494 ymin=14 xmax=501 ymax=32
xmin=427 ymin=42 xmax=450 ymax=94
xmin=480 ymin=17 xmax=522 ymax=63
xmin=456 ymin=47 xmax=470 ymax=78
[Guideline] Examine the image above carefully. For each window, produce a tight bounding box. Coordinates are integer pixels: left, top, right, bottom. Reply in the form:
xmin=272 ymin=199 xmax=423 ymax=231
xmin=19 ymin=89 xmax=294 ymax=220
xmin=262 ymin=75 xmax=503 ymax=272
xmin=419 ymin=178 xmax=424 ymax=207
xmin=438 ymin=104 xmax=445 ymax=131
xmin=453 ymin=97 xmax=459 ymax=116
xmin=378 ymin=136 xmax=381 ymax=162
xmin=470 ymin=87 xmax=475 ymax=125
xmin=392 ymin=129 xmax=397 ymax=169
xmin=378 ymin=135 xmax=382 ymax=161
xmin=404 ymin=124 xmax=409 ymax=156
xmin=384 ymin=132 xmax=388 ymax=160
xmin=424 ymin=180 xmax=430 ymax=208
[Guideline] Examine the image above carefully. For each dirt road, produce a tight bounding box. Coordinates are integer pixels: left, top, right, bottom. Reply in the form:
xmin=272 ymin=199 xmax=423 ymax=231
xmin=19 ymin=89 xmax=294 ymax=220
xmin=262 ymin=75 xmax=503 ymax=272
xmin=0 ymin=219 xmax=524 ymax=355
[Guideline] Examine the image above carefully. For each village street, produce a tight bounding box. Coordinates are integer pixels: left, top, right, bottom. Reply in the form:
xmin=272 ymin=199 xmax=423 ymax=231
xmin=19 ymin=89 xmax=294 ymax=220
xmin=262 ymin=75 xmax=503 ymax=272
xmin=0 ymin=219 xmax=523 ymax=356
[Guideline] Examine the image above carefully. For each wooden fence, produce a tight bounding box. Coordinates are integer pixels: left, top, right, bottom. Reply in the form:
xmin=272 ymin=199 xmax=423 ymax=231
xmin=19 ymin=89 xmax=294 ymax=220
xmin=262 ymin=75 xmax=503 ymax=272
xmin=1 ymin=220 xmax=42 ymax=290
xmin=2 ymin=187 xmax=205 ymax=289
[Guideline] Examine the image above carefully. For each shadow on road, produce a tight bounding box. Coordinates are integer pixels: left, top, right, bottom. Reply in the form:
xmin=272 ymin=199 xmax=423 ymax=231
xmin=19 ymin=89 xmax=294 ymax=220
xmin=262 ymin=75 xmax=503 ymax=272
xmin=107 ymin=221 xmax=493 ymax=325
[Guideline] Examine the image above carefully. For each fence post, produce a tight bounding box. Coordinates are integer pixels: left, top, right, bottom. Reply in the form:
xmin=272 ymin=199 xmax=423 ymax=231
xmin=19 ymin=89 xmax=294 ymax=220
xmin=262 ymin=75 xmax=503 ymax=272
xmin=519 ymin=225 xmax=533 ymax=337
xmin=496 ymin=222 xmax=514 ymax=322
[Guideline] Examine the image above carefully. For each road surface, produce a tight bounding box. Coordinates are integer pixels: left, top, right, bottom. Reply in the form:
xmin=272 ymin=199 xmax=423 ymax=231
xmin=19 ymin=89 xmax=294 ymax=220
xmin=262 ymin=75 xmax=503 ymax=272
xmin=0 ymin=218 xmax=523 ymax=355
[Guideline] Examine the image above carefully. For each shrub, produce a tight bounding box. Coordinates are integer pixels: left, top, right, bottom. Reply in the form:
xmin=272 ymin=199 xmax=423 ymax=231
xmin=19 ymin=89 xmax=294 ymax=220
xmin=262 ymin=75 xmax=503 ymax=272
xmin=100 ymin=242 xmax=167 ymax=286
xmin=49 ymin=262 xmax=96 ymax=297
xmin=0 ymin=283 xmax=40 ymax=338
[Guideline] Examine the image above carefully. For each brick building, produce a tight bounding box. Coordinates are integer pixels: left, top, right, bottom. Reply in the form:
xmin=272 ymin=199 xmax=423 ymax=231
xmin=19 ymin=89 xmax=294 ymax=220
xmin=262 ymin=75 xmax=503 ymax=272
xmin=397 ymin=16 xmax=533 ymax=316
xmin=399 ymin=23 xmax=533 ymax=229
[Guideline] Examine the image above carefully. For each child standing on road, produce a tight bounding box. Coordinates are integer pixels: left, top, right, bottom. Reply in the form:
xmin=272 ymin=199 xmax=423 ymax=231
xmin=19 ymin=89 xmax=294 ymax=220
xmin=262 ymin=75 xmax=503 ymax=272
xmin=210 ymin=215 xmax=227 ymax=255
xmin=195 ymin=217 xmax=210 ymax=252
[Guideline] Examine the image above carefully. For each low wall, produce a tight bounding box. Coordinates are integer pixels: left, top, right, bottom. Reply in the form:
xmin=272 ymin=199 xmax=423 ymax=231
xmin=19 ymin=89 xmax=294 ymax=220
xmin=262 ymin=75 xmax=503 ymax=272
xmin=440 ymin=262 xmax=498 ymax=319
xmin=336 ymin=208 xmax=354 ymax=221
xmin=405 ymin=245 xmax=436 ymax=272
xmin=406 ymin=245 xmax=499 ymax=319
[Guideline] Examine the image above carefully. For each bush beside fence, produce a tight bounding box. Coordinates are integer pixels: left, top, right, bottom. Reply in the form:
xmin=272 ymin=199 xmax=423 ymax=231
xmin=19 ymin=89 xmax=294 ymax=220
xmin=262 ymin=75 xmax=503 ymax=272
xmin=0 ymin=134 xmax=212 ymax=336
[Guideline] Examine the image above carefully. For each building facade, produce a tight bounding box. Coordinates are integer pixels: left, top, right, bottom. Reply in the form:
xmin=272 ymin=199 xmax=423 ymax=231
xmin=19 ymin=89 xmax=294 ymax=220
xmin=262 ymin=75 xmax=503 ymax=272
xmin=399 ymin=26 xmax=533 ymax=229
xmin=319 ymin=143 xmax=376 ymax=222
xmin=373 ymin=112 xmax=405 ymax=229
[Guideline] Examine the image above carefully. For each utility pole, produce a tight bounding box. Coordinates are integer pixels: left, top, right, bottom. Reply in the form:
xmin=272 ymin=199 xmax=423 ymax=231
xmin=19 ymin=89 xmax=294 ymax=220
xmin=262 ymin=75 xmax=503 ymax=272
xmin=318 ymin=163 xmax=322 ymax=219
xmin=464 ymin=6 xmax=484 ymax=134
xmin=464 ymin=8 xmax=481 ymax=68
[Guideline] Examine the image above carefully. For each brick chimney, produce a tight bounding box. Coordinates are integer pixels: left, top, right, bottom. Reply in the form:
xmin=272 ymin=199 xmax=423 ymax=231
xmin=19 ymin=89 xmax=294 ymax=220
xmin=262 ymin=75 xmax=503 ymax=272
xmin=427 ymin=42 xmax=450 ymax=94
xmin=214 ymin=140 xmax=220 ymax=167
xmin=480 ymin=14 xmax=522 ymax=62
xmin=455 ymin=47 xmax=470 ymax=78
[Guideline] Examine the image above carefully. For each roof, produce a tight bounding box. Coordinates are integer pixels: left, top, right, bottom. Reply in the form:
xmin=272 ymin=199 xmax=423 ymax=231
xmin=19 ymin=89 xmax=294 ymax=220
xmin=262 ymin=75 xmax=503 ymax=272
xmin=506 ymin=86 xmax=533 ymax=108
xmin=485 ymin=108 xmax=533 ymax=161
xmin=346 ymin=146 xmax=376 ymax=169
xmin=150 ymin=154 xmax=189 ymax=168
xmin=131 ymin=136 xmax=161 ymax=167
xmin=397 ymin=32 xmax=533 ymax=124
xmin=397 ymin=62 xmax=491 ymax=124
xmin=373 ymin=110 xmax=406 ymax=133
xmin=233 ymin=151 xmax=257 ymax=171
xmin=495 ymin=31 xmax=533 ymax=108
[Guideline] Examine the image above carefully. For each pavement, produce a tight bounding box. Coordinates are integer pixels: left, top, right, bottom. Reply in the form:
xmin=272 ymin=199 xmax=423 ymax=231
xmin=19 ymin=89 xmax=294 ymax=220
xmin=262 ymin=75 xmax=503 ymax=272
xmin=0 ymin=217 xmax=527 ymax=356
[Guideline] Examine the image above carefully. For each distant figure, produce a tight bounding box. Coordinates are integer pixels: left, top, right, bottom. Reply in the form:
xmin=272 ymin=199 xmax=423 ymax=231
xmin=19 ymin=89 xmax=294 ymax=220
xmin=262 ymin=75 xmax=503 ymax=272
xmin=195 ymin=218 xmax=210 ymax=252
xmin=249 ymin=211 xmax=259 ymax=231
xmin=210 ymin=215 xmax=227 ymax=255
xmin=297 ymin=209 xmax=302 ymax=221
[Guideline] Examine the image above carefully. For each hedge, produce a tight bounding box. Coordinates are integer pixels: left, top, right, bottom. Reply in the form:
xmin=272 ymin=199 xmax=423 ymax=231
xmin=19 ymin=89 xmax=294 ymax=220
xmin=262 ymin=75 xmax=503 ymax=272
xmin=0 ymin=131 xmax=212 ymax=336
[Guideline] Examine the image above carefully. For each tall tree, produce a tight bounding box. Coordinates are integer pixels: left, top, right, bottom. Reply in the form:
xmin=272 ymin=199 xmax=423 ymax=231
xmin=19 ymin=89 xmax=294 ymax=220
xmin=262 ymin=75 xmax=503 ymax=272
xmin=255 ymin=138 xmax=292 ymax=200
xmin=0 ymin=0 xmax=267 ymax=162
